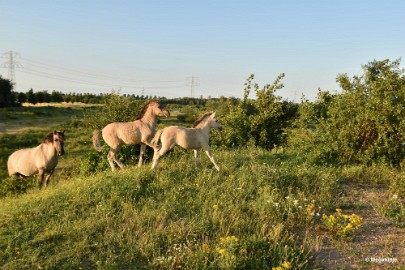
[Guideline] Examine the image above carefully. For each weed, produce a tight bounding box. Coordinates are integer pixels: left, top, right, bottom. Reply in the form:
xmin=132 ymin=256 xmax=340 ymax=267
xmin=321 ymin=208 xmax=363 ymax=241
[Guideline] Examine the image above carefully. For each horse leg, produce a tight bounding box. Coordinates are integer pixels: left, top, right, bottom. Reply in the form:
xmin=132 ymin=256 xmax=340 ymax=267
xmin=38 ymin=169 xmax=45 ymax=189
xmin=151 ymin=145 xmax=170 ymax=170
xmin=138 ymin=144 xmax=146 ymax=167
xmin=108 ymin=148 xmax=124 ymax=171
xmin=202 ymin=147 xmax=220 ymax=171
xmin=107 ymin=149 xmax=116 ymax=171
xmin=194 ymin=150 xmax=201 ymax=168
xmin=44 ymin=170 xmax=54 ymax=188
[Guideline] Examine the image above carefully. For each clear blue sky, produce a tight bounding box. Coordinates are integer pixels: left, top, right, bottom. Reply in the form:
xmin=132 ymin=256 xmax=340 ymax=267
xmin=1 ymin=0 xmax=404 ymax=101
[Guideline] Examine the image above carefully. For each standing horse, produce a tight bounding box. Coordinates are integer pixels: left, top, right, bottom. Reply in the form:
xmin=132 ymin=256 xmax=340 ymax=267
xmin=7 ymin=131 xmax=66 ymax=188
xmin=93 ymin=99 xmax=170 ymax=171
xmin=151 ymin=112 xmax=222 ymax=171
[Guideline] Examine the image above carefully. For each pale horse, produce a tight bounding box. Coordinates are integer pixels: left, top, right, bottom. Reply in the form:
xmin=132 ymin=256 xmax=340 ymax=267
xmin=151 ymin=112 xmax=222 ymax=171
xmin=7 ymin=131 xmax=66 ymax=188
xmin=92 ymin=99 xmax=170 ymax=171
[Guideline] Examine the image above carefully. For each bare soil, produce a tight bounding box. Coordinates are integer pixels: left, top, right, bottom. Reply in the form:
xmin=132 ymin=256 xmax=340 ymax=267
xmin=313 ymin=185 xmax=404 ymax=269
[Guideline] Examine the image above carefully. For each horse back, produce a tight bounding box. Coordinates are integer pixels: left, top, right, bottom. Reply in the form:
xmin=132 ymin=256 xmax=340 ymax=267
xmin=102 ymin=121 xmax=151 ymax=146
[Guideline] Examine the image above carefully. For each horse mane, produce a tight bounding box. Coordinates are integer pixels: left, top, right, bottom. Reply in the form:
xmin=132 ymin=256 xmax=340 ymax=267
xmin=193 ymin=112 xmax=213 ymax=128
xmin=43 ymin=131 xmax=65 ymax=143
xmin=135 ymin=99 xmax=159 ymax=120
xmin=44 ymin=133 xmax=54 ymax=144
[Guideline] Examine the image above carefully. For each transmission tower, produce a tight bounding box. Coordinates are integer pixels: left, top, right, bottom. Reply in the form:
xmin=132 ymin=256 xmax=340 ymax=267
xmin=187 ymin=76 xmax=199 ymax=98
xmin=1 ymin=51 xmax=23 ymax=83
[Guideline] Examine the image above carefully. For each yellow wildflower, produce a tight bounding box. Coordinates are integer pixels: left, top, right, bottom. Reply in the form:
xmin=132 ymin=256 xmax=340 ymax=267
xmin=281 ymin=261 xmax=291 ymax=269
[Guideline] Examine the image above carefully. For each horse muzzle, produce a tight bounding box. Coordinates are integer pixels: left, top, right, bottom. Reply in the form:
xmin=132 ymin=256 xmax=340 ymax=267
xmin=162 ymin=109 xmax=170 ymax=117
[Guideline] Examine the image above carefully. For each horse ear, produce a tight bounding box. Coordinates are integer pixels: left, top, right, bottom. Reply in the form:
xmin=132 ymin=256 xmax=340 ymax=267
xmin=212 ymin=112 xmax=217 ymax=118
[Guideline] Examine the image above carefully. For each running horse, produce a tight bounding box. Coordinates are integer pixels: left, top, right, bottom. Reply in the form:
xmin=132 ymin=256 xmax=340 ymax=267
xmin=151 ymin=112 xmax=222 ymax=171
xmin=7 ymin=131 xmax=66 ymax=188
xmin=93 ymin=99 xmax=170 ymax=171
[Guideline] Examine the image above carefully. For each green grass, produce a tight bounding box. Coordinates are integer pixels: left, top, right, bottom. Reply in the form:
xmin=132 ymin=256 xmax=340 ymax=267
xmin=1 ymin=145 xmax=340 ymax=269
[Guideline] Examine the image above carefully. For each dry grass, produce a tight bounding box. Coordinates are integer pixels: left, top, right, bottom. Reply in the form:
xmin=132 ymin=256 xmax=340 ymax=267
xmin=21 ymin=102 xmax=99 ymax=108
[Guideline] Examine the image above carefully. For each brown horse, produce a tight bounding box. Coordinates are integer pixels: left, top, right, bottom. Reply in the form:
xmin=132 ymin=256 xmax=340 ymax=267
xmin=7 ymin=131 xmax=66 ymax=188
xmin=93 ymin=99 xmax=170 ymax=171
xmin=151 ymin=112 xmax=222 ymax=171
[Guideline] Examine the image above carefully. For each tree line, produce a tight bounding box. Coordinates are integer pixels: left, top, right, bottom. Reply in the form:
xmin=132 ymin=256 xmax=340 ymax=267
xmin=0 ymin=79 xmax=165 ymax=106
xmin=0 ymin=76 xmax=221 ymax=107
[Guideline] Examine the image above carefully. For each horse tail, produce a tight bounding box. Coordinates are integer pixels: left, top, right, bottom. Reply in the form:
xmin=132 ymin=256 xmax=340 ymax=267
xmin=151 ymin=129 xmax=163 ymax=149
xmin=92 ymin=130 xmax=103 ymax=152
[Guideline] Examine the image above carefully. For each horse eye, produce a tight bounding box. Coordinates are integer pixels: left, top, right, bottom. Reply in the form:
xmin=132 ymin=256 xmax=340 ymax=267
xmin=54 ymin=139 xmax=59 ymax=142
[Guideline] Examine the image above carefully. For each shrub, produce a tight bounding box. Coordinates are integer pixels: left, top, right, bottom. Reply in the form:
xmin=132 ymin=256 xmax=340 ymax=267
xmin=294 ymin=59 xmax=405 ymax=167
xmin=83 ymin=91 xmax=144 ymax=130
xmin=177 ymin=105 xmax=200 ymax=124
xmin=213 ymin=74 xmax=289 ymax=150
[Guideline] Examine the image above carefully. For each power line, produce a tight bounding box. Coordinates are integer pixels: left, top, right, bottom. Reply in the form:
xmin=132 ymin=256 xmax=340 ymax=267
xmin=1 ymin=51 xmax=23 ymax=83
xmin=19 ymin=67 xmax=186 ymax=90
xmin=3 ymin=52 xmax=191 ymax=96
xmin=20 ymin=56 xmax=184 ymax=84
xmin=16 ymin=55 xmax=186 ymax=92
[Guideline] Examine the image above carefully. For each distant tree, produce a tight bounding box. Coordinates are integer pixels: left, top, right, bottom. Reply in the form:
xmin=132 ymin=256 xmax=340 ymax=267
xmin=51 ymin=90 xmax=64 ymax=102
xmin=36 ymin=91 xmax=45 ymax=103
xmin=26 ymin=88 xmax=38 ymax=104
xmin=17 ymin=92 xmax=27 ymax=103
xmin=0 ymin=76 xmax=18 ymax=107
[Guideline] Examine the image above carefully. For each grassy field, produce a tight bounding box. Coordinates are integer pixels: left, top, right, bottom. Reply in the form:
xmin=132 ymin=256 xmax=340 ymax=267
xmin=0 ymin=105 xmax=404 ymax=269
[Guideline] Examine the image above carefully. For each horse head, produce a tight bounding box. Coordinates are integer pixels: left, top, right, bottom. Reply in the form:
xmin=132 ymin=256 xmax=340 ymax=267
xmin=151 ymin=100 xmax=170 ymax=117
xmin=193 ymin=112 xmax=222 ymax=131
xmin=135 ymin=100 xmax=170 ymax=120
xmin=53 ymin=131 xmax=65 ymax=156
xmin=210 ymin=112 xmax=223 ymax=131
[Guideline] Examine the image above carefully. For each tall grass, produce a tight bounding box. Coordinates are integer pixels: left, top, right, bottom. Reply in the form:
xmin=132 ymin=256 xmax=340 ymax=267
xmin=0 ymin=146 xmax=342 ymax=269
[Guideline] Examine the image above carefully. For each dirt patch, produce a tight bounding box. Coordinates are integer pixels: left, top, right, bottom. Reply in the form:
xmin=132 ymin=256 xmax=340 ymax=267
xmin=313 ymin=186 xmax=404 ymax=269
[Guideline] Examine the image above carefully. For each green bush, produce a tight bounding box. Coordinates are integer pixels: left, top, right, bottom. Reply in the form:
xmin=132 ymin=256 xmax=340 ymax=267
xmin=213 ymin=74 xmax=289 ymax=150
xmin=295 ymin=59 xmax=405 ymax=167
xmin=177 ymin=105 xmax=201 ymax=124
xmin=83 ymin=91 xmax=144 ymax=130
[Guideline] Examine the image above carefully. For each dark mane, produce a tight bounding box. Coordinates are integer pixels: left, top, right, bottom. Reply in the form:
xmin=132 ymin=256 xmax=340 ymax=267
xmin=43 ymin=131 xmax=65 ymax=143
xmin=134 ymin=99 xmax=159 ymax=120
xmin=193 ymin=112 xmax=213 ymax=128
xmin=44 ymin=132 xmax=54 ymax=143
